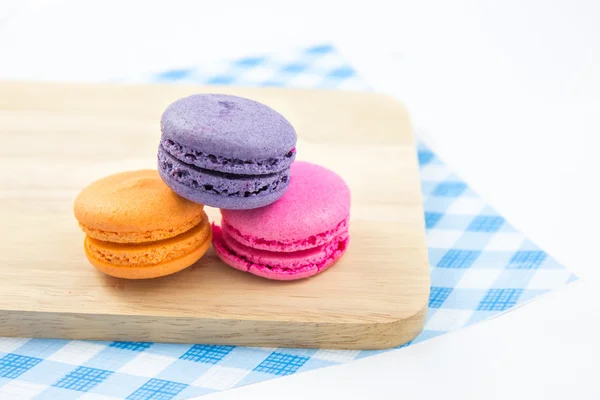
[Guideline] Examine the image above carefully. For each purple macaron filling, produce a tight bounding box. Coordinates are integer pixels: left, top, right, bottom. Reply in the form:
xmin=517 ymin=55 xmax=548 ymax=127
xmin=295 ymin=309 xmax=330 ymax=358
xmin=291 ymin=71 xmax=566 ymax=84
xmin=158 ymin=147 xmax=290 ymax=198
xmin=161 ymin=138 xmax=295 ymax=175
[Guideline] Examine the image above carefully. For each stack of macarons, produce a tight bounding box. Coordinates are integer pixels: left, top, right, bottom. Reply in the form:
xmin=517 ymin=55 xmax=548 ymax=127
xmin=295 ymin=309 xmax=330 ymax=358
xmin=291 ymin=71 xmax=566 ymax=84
xmin=74 ymin=93 xmax=350 ymax=281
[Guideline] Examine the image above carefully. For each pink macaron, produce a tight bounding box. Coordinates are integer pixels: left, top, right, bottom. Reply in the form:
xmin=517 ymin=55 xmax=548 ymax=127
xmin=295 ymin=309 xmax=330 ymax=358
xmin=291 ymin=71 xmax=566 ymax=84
xmin=212 ymin=161 xmax=350 ymax=280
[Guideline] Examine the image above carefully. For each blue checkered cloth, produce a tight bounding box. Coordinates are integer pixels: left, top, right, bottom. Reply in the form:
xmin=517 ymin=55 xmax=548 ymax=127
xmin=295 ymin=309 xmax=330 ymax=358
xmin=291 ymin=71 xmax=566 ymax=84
xmin=0 ymin=44 xmax=576 ymax=399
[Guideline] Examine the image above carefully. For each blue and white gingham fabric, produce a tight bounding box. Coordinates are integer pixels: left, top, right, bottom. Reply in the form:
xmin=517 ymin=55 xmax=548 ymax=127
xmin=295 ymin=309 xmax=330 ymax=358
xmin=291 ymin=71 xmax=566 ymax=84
xmin=0 ymin=44 xmax=576 ymax=399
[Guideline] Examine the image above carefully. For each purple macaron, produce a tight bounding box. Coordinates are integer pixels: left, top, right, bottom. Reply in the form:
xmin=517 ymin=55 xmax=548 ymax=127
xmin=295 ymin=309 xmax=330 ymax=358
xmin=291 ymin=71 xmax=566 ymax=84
xmin=157 ymin=94 xmax=297 ymax=209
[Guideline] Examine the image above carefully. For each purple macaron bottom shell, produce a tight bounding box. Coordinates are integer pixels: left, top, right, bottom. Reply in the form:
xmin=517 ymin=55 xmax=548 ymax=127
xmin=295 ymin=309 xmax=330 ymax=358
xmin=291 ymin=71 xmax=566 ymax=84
xmin=212 ymin=224 xmax=349 ymax=280
xmin=158 ymin=167 xmax=287 ymax=210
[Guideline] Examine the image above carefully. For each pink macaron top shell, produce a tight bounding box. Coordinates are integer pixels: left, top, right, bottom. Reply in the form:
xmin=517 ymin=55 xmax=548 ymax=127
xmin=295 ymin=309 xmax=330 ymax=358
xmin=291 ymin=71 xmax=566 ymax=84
xmin=220 ymin=161 xmax=351 ymax=249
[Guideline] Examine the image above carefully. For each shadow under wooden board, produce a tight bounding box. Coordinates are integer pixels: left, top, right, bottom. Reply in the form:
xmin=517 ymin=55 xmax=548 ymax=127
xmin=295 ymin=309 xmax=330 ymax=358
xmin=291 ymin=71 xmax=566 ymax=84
xmin=0 ymin=81 xmax=430 ymax=350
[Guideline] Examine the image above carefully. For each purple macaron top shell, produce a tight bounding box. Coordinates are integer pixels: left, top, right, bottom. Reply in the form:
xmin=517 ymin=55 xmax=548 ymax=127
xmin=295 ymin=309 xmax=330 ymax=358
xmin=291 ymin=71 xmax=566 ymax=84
xmin=160 ymin=94 xmax=297 ymax=161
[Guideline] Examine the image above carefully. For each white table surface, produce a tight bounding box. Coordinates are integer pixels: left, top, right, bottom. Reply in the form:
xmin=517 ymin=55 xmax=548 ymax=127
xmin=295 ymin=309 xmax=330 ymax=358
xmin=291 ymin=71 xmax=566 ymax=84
xmin=1 ymin=1 xmax=599 ymax=399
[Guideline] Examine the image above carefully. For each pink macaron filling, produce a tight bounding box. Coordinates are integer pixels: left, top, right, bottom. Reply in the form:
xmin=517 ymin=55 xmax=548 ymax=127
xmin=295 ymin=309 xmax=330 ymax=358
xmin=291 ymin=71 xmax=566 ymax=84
xmin=212 ymin=223 xmax=349 ymax=280
xmin=222 ymin=218 xmax=348 ymax=253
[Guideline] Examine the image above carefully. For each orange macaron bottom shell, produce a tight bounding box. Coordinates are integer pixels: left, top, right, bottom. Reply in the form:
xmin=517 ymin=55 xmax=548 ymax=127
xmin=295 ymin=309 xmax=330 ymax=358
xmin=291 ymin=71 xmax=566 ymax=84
xmin=84 ymin=213 xmax=211 ymax=279
xmin=86 ymin=239 xmax=210 ymax=279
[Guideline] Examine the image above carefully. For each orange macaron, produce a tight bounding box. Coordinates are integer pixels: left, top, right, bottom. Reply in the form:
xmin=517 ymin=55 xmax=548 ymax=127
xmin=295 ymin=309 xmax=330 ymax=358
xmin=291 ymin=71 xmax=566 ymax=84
xmin=74 ymin=169 xmax=211 ymax=279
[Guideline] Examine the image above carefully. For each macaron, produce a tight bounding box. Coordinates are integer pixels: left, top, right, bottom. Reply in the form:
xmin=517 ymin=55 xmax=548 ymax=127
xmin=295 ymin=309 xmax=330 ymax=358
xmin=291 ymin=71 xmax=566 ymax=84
xmin=212 ymin=161 xmax=350 ymax=280
xmin=74 ymin=170 xmax=211 ymax=279
xmin=157 ymin=93 xmax=297 ymax=210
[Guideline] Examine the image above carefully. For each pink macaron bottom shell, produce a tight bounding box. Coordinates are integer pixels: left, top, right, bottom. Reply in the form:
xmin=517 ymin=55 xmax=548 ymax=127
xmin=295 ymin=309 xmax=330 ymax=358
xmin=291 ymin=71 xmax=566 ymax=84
xmin=212 ymin=224 xmax=349 ymax=280
xmin=222 ymin=218 xmax=349 ymax=253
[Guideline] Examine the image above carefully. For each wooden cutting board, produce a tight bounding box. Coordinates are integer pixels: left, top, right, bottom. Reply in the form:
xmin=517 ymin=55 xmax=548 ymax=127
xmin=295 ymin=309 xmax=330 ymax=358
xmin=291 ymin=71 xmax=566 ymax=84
xmin=0 ymin=81 xmax=430 ymax=350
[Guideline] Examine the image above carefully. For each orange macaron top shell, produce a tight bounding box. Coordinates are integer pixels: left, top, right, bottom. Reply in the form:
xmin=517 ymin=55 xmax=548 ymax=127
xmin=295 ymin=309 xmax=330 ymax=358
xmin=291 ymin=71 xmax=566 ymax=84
xmin=74 ymin=170 xmax=204 ymax=243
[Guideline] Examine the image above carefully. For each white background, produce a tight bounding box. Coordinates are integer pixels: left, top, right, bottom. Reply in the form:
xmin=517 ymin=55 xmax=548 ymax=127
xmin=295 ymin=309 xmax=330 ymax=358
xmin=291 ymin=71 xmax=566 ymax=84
xmin=1 ymin=1 xmax=599 ymax=399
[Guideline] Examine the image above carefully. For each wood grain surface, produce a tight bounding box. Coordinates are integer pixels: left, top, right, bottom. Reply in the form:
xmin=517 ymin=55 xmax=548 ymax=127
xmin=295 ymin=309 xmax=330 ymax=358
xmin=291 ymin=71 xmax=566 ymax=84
xmin=0 ymin=81 xmax=429 ymax=349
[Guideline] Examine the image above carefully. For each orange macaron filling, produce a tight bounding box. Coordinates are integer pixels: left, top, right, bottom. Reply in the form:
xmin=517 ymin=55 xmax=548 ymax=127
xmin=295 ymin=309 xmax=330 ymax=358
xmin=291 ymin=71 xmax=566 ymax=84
xmin=84 ymin=213 xmax=211 ymax=267
xmin=79 ymin=212 xmax=204 ymax=244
